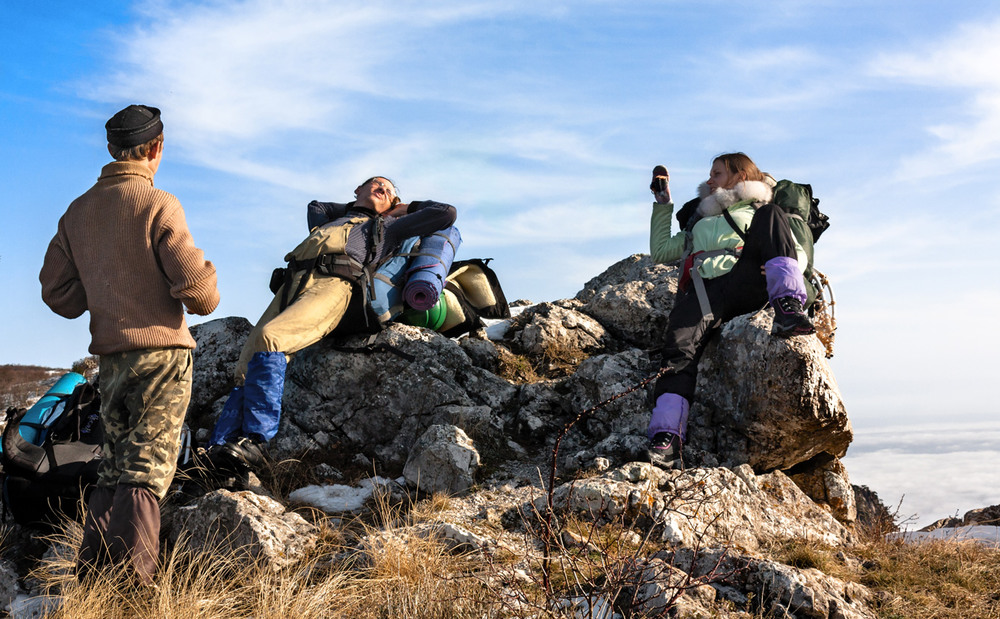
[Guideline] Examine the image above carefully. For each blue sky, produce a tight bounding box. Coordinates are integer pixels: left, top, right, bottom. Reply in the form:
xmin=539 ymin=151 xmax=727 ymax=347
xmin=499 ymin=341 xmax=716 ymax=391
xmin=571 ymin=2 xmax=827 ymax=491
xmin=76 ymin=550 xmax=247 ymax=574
xmin=2 ymin=1 xmax=999 ymax=521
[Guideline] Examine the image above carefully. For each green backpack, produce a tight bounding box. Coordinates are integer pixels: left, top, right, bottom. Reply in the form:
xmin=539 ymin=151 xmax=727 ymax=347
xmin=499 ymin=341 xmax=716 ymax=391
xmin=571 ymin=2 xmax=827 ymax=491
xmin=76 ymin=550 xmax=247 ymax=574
xmin=769 ymin=180 xmax=830 ymax=308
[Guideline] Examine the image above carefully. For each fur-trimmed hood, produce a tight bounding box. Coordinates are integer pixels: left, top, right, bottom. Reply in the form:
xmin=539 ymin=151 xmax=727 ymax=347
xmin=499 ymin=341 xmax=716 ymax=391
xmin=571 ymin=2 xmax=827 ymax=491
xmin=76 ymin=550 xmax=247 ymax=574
xmin=695 ymin=179 xmax=774 ymax=218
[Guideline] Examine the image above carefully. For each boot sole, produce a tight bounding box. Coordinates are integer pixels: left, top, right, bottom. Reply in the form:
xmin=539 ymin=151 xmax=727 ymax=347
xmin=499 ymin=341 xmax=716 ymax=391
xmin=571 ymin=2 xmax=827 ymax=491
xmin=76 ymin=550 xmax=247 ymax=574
xmin=772 ymin=324 xmax=816 ymax=338
xmin=648 ymin=449 xmax=683 ymax=470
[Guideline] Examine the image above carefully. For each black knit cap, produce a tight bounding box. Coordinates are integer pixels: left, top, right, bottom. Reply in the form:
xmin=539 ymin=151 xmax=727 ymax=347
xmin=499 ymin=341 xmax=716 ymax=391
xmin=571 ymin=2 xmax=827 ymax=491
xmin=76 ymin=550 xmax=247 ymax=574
xmin=105 ymin=104 xmax=163 ymax=148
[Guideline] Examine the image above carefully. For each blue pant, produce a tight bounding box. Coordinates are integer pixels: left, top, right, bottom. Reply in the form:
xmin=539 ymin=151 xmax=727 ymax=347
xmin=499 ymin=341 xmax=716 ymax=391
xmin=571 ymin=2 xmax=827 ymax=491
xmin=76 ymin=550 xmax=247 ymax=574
xmin=209 ymin=351 xmax=286 ymax=445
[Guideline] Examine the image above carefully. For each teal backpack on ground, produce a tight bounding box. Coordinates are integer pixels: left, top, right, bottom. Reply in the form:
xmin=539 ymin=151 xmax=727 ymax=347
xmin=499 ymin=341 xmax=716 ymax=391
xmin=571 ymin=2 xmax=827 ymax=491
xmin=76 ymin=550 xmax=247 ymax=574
xmin=1 ymin=373 xmax=102 ymax=528
xmin=1 ymin=373 xmax=194 ymax=529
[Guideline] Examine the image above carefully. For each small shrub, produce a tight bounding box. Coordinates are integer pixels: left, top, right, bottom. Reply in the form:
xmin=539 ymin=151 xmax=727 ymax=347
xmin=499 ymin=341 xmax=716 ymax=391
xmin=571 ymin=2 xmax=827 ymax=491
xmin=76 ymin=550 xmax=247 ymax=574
xmin=70 ymin=356 xmax=99 ymax=380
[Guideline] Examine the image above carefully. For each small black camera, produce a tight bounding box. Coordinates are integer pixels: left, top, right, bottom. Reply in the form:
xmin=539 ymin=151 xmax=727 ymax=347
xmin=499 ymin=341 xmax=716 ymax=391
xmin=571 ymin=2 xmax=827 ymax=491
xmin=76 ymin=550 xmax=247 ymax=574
xmin=650 ymin=165 xmax=668 ymax=192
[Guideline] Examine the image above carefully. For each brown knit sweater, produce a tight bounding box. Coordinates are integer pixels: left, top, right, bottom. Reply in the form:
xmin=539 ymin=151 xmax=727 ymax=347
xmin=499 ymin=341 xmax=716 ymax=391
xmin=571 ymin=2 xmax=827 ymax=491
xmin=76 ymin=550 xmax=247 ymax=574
xmin=40 ymin=161 xmax=220 ymax=354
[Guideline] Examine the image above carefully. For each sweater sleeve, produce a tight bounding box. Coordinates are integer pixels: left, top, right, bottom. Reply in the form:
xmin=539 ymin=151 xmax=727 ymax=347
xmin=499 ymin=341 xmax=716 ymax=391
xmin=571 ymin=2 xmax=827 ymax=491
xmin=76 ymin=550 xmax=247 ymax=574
xmin=384 ymin=200 xmax=458 ymax=247
xmin=650 ymin=201 xmax=686 ymax=264
xmin=153 ymin=204 xmax=220 ymax=316
xmin=39 ymin=219 xmax=88 ymax=319
xmin=307 ymin=200 xmax=349 ymax=231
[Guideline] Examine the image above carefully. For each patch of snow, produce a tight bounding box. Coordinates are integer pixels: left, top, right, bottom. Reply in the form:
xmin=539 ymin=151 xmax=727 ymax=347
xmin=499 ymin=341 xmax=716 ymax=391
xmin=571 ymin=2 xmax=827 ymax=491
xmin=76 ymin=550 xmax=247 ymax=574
xmin=289 ymin=476 xmax=395 ymax=514
xmin=482 ymin=304 xmax=532 ymax=341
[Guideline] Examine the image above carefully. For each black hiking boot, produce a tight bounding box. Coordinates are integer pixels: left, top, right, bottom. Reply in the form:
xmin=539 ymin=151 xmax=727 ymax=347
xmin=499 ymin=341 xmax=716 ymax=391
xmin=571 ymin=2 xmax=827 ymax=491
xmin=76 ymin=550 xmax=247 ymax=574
xmin=214 ymin=436 xmax=270 ymax=473
xmin=771 ymin=296 xmax=815 ymax=337
xmin=647 ymin=432 xmax=683 ymax=470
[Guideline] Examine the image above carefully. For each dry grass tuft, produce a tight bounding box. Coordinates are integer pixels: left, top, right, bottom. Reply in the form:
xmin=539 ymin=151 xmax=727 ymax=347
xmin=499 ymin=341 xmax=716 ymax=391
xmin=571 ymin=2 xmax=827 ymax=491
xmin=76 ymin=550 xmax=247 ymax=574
xmin=852 ymin=535 xmax=1000 ymax=619
xmin=27 ymin=487 xmax=499 ymax=619
xmin=493 ymin=339 xmax=592 ymax=384
xmin=494 ymin=347 xmax=543 ymax=384
xmin=351 ymin=524 xmax=492 ymax=617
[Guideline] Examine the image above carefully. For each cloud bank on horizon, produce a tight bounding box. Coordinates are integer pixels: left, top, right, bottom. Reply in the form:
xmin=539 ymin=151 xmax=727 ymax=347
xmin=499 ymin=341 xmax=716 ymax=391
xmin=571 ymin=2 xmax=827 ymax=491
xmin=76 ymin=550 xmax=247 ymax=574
xmin=2 ymin=1 xmax=999 ymax=439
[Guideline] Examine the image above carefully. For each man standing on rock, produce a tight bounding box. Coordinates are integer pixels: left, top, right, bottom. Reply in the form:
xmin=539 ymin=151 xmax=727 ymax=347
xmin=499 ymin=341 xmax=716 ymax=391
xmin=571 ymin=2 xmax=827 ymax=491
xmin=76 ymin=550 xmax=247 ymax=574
xmin=39 ymin=104 xmax=219 ymax=583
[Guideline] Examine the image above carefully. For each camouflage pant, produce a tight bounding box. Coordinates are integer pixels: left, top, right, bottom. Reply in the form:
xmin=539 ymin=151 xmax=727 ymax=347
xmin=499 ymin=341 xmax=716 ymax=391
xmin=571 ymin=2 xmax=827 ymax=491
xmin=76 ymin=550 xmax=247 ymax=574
xmin=97 ymin=348 xmax=192 ymax=499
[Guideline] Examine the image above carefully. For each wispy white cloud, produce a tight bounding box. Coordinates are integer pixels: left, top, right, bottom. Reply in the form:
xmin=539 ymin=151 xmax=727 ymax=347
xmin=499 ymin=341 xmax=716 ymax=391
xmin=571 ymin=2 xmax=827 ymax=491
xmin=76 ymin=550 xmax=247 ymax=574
xmin=461 ymin=200 xmax=648 ymax=248
xmin=80 ymin=0 xmax=648 ymax=210
xmin=870 ymin=17 xmax=1000 ymax=181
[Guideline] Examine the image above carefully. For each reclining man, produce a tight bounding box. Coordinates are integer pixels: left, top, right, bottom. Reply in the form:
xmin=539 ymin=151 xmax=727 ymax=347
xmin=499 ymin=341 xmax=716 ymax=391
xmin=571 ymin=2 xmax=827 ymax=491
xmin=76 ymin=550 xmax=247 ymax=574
xmin=208 ymin=176 xmax=457 ymax=471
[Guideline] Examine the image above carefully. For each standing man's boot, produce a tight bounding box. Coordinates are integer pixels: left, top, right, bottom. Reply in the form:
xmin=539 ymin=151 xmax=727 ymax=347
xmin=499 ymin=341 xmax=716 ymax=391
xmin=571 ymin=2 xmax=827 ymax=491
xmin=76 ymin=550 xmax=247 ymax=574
xmin=104 ymin=484 xmax=161 ymax=585
xmin=77 ymin=485 xmax=116 ymax=581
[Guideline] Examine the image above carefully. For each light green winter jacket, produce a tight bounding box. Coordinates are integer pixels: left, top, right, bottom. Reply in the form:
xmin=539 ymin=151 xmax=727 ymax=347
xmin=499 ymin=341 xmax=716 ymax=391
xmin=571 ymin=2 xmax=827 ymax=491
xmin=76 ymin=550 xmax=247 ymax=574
xmin=649 ymin=180 xmax=807 ymax=280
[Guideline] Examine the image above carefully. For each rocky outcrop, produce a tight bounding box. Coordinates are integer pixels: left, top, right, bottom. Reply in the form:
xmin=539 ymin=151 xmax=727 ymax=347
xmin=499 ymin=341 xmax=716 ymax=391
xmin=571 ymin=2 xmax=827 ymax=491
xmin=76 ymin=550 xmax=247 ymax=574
xmin=691 ymin=310 xmax=850 ymax=472
xmin=348 ymin=462 xmax=871 ymax=618
xmin=923 ymin=503 xmax=1000 ymax=531
xmin=789 ymin=457 xmax=857 ymax=523
xmin=184 ymin=254 xmax=853 ymax=521
xmin=164 ymin=488 xmax=319 ymax=570
xmin=575 ymin=254 xmax=680 ymax=349
xmin=538 ymin=464 xmax=851 ymax=552
xmin=403 ymin=424 xmax=481 ymax=495
xmin=0 ymin=254 xmax=963 ymax=618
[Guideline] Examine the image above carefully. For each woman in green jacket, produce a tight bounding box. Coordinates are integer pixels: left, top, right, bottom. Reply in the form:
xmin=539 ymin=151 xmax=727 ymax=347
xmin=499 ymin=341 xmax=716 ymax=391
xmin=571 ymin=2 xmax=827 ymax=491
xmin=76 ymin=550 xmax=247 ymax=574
xmin=647 ymin=153 xmax=813 ymax=470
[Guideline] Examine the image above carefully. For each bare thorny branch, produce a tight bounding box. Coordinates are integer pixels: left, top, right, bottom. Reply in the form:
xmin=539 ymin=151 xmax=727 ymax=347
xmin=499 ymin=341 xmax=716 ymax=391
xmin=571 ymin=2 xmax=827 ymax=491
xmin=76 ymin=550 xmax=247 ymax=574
xmin=467 ymin=364 xmax=756 ymax=615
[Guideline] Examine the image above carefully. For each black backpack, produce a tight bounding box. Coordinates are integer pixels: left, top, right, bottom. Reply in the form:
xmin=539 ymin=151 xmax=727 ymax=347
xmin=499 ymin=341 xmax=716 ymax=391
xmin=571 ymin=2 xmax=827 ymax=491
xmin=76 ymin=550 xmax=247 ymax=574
xmin=1 ymin=378 xmax=103 ymax=529
xmin=440 ymin=258 xmax=511 ymax=337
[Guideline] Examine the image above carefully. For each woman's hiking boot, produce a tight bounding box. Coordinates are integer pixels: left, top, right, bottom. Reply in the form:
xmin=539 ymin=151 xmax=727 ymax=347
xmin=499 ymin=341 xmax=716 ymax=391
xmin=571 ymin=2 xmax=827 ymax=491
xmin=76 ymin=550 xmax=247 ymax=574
xmin=647 ymin=432 xmax=683 ymax=470
xmin=771 ymin=296 xmax=815 ymax=337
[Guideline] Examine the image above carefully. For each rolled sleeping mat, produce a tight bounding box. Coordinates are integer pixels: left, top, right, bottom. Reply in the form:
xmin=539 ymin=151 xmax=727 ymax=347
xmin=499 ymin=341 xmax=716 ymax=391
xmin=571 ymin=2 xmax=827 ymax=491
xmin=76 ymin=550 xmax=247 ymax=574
xmin=399 ymin=293 xmax=448 ymax=331
xmin=404 ymin=226 xmax=462 ymax=311
xmin=14 ymin=372 xmax=88 ymax=447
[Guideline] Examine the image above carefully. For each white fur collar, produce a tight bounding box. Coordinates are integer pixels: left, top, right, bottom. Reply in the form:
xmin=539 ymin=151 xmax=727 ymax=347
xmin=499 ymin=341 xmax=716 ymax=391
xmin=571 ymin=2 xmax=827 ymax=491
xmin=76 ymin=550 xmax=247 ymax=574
xmin=696 ymin=180 xmax=774 ymax=217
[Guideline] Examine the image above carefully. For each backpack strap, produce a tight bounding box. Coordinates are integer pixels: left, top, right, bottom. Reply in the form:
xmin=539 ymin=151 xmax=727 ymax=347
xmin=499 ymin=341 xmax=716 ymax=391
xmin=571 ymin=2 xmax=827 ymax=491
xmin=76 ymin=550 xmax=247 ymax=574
xmin=722 ymin=209 xmax=748 ymax=243
xmin=687 ymin=248 xmax=742 ymax=322
xmin=281 ymin=253 xmax=366 ymax=312
xmin=48 ymin=382 xmax=98 ymax=443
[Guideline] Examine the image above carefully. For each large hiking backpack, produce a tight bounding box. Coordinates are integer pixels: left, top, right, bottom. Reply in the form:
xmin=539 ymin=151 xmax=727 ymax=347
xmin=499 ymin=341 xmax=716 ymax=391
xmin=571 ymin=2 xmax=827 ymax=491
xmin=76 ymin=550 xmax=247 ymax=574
xmin=1 ymin=373 xmax=194 ymax=529
xmin=770 ymin=179 xmax=831 ymax=307
xmin=769 ymin=180 xmax=837 ymax=356
xmin=1 ymin=372 xmax=102 ymax=528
